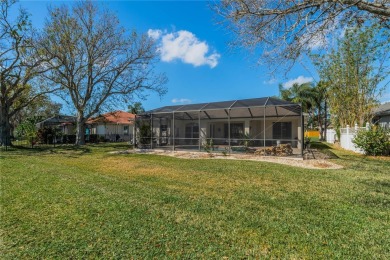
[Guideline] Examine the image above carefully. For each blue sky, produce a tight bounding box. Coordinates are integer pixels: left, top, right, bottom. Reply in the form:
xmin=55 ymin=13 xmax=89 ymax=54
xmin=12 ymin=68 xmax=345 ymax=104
xmin=16 ymin=0 xmax=390 ymax=112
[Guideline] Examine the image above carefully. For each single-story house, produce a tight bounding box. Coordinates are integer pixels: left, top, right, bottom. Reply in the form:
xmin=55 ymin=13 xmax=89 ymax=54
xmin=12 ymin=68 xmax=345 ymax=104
xmin=86 ymin=111 xmax=135 ymax=142
xmin=136 ymin=97 xmax=305 ymax=156
xmin=35 ymin=115 xmax=77 ymax=135
xmin=373 ymin=102 xmax=390 ymax=129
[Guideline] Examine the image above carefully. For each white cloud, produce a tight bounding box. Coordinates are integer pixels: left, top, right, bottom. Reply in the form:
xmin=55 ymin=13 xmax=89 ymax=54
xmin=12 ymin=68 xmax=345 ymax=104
xmin=147 ymin=29 xmax=162 ymax=40
xmin=283 ymin=76 xmax=313 ymax=89
xmin=300 ymin=30 xmax=328 ymax=50
xmin=148 ymin=29 xmax=220 ymax=68
xmin=380 ymin=92 xmax=390 ymax=104
xmin=172 ymin=98 xmax=192 ymax=104
xmin=299 ymin=19 xmax=340 ymax=50
xmin=307 ymin=36 xmax=327 ymax=50
xmin=263 ymin=78 xmax=278 ymax=85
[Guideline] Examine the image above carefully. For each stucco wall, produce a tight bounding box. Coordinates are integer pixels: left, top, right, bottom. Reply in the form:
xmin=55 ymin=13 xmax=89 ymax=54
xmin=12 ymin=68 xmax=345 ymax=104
xmin=150 ymin=117 xmax=301 ymax=145
xmin=379 ymin=115 xmax=390 ymax=129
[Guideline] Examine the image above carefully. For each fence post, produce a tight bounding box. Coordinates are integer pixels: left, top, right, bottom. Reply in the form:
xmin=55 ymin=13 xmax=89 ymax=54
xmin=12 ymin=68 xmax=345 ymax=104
xmin=346 ymin=125 xmax=350 ymax=149
xmin=355 ymin=123 xmax=358 ymax=131
xmin=366 ymin=122 xmax=370 ymax=130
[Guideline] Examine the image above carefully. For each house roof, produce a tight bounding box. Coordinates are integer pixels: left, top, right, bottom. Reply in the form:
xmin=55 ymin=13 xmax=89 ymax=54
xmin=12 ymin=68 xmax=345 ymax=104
xmin=87 ymin=110 xmax=135 ymax=124
xmin=36 ymin=115 xmax=77 ymax=128
xmin=142 ymin=97 xmax=301 ymax=120
xmin=374 ymin=102 xmax=390 ymax=116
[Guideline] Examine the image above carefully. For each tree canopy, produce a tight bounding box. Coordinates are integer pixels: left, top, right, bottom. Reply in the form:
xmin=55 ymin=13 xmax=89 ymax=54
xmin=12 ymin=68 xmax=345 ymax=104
xmin=0 ymin=0 xmax=55 ymax=145
xmin=215 ymin=0 xmax=390 ymax=71
xmin=34 ymin=0 xmax=167 ymax=145
xmin=128 ymin=102 xmax=145 ymax=115
xmin=314 ymin=25 xmax=389 ymax=128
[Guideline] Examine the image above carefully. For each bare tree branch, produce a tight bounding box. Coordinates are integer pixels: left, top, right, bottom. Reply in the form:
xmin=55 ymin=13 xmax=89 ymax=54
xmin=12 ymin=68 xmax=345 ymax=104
xmin=0 ymin=0 xmax=51 ymax=145
xmin=34 ymin=0 xmax=167 ymax=145
xmin=215 ymin=0 xmax=390 ymax=72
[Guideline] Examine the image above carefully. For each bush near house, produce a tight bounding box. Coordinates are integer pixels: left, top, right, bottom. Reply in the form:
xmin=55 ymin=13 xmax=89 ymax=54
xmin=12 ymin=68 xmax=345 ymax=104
xmin=36 ymin=127 xmax=63 ymax=144
xmin=353 ymin=126 xmax=390 ymax=156
xmin=62 ymin=134 xmax=76 ymax=144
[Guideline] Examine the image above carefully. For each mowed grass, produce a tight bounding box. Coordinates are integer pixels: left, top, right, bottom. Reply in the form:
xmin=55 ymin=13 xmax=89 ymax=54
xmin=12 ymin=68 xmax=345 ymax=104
xmin=1 ymin=143 xmax=389 ymax=258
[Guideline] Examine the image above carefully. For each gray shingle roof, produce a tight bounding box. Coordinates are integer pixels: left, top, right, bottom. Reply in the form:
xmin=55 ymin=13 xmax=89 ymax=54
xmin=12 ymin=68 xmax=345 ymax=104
xmin=374 ymin=102 xmax=390 ymax=116
xmin=142 ymin=97 xmax=301 ymax=119
xmin=36 ymin=115 xmax=76 ymax=128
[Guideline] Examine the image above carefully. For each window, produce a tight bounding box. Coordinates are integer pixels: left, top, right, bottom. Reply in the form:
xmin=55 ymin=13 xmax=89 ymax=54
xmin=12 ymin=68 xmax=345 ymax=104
xmin=160 ymin=125 xmax=167 ymax=132
xmin=124 ymin=125 xmax=129 ymax=135
xmin=224 ymin=123 xmax=244 ymax=138
xmin=273 ymin=122 xmax=292 ymax=140
xmin=209 ymin=124 xmax=216 ymax=138
xmin=185 ymin=123 xmax=199 ymax=139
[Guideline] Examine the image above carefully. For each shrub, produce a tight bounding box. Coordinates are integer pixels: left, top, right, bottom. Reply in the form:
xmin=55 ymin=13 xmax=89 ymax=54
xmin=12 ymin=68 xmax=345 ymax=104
xmin=138 ymin=122 xmax=151 ymax=145
xmin=15 ymin=119 xmax=38 ymax=144
xmin=203 ymin=139 xmax=214 ymax=152
xmin=62 ymin=135 xmax=76 ymax=144
xmin=352 ymin=126 xmax=390 ymax=156
xmin=37 ymin=127 xmax=62 ymax=144
xmin=87 ymin=134 xmax=99 ymax=143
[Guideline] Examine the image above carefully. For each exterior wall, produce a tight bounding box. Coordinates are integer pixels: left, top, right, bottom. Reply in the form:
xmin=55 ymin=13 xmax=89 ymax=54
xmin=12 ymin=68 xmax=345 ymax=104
xmin=63 ymin=125 xmax=76 ymax=135
xmin=96 ymin=125 xmax=105 ymax=135
xmin=90 ymin=123 xmax=134 ymax=141
xmin=250 ymin=118 xmax=300 ymax=140
xmin=378 ymin=115 xmax=390 ymax=129
xmin=149 ymin=116 xmax=301 ymax=148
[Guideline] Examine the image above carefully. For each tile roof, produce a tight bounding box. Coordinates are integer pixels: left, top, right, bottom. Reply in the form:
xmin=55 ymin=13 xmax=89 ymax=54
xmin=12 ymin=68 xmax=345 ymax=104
xmin=87 ymin=111 xmax=135 ymax=124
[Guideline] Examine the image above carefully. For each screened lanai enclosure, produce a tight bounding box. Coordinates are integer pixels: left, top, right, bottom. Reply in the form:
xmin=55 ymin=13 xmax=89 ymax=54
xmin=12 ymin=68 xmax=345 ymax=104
xmin=136 ymin=97 xmax=305 ymax=156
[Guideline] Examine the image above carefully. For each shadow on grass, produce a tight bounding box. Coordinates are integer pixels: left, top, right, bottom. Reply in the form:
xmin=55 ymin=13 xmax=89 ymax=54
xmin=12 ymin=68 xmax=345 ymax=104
xmin=48 ymin=145 xmax=92 ymax=157
xmin=1 ymin=144 xmax=92 ymax=157
xmin=310 ymin=141 xmax=339 ymax=159
xmin=1 ymin=145 xmax=48 ymax=155
xmin=309 ymin=142 xmax=390 ymax=172
xmin=1 ymin=142 xmax=132 ymax=157
xmin=88 ymin=142 xmax=131 ymax=150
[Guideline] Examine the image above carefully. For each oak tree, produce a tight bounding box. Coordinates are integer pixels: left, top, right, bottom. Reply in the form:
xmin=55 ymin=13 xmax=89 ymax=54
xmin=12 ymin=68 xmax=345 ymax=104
xmin=0 ymin=0 xmax=53 ymax=145
xmin=215 ymin=0 xmax=390 ymax=71
xmin=35 ymin=0 xmax=167 ymax=145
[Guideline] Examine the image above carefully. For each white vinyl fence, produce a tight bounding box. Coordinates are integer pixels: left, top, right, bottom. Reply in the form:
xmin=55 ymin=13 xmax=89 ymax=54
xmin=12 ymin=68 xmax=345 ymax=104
xmin=342 ymin=124 xmax=370 ymax=153
xmin=327 ymin=124 xmax=368 ymax=154
xmin=326 ymin=129 xmax=337 ymax=143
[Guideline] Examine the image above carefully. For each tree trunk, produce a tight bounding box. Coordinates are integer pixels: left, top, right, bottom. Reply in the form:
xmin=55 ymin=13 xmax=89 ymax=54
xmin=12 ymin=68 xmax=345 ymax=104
xmin=0 ymin=99 xmax=12 ymax=146
xmin=323 ymin=100 xmax=328 ymax=142
xmin=318 ymin=113 xmax=323 ymax=141
xmin=75 ymin=112 xmax=86 ymax=145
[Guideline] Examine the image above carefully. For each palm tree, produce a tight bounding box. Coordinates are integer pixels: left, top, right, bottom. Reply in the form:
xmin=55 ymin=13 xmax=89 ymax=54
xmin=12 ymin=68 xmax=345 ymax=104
xmin=128 ymin=102 xmax=145 ymax=115
xmin=279 ymin=81 xmax=329 ymax=140
xmin=309 ymin=81 xmax=329 ymax=141
xmin=279 ymin=82 xmax=314 ymax=113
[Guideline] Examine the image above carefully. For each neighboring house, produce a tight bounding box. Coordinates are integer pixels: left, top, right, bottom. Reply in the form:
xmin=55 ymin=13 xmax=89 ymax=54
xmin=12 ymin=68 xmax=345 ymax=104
xmin=137 ymin=97 xmax=304 ymax=155
xmin=35 ymin=115 xmax=77 ymax=134
xmin=86 ymin=111 xmax=135 ymax=142
xmin=373 ymin=102 xmax=390 ymax=129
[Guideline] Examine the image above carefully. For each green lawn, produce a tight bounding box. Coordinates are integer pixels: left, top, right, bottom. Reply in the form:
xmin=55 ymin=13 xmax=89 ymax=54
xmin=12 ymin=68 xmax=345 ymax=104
xmin=1 ymin=143 xmax=389 ymax=258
